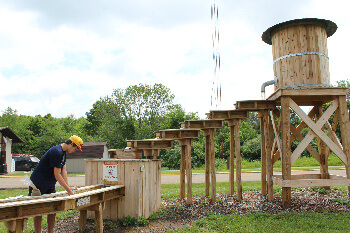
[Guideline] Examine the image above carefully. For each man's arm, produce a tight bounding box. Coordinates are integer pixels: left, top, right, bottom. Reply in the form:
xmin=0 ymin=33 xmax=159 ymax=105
xmin=54 ymin=167 xmax=74 ymax=195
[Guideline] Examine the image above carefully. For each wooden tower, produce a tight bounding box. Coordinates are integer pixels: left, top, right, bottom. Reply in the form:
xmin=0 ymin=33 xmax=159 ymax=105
xmin=262 ymin=18 xmax=350 ymax=208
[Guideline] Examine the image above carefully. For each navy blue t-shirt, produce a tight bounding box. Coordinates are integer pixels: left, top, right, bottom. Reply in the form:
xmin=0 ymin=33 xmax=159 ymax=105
xmin=30 ymin=144 xmax=67 ymax=189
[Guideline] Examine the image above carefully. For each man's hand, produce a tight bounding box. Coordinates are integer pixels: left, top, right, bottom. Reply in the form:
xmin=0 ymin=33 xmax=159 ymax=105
xmin=67 ymin=189 xmax=75 ymax=195
xmin=71 ymin=186 xmax=78 ymax=191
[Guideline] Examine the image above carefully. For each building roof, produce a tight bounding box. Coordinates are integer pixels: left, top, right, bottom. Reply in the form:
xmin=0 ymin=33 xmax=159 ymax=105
xmin=0 ymin=126 xmax=24 ymax=143
xmin=82 ymin=142 xmax=109 ymax=147
xmin=68 ymin=141 xmax=109 ymax=159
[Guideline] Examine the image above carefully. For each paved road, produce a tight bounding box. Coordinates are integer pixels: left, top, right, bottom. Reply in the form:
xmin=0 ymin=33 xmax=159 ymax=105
xmin=0 ymin=169 xmax=347 ymax=189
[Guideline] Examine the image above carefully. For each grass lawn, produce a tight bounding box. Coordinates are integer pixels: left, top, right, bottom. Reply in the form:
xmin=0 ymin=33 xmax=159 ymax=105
xmin=171 ymin=212 xmax=350 ymax=233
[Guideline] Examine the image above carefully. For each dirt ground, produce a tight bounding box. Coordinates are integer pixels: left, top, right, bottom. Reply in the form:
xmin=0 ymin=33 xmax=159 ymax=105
xmin=43 ymin=188 xmax=350 ymax=233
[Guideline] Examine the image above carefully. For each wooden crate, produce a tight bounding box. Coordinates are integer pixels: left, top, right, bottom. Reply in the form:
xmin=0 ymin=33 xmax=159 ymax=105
xmin=85 ymin=159 xmax=161 ymax=219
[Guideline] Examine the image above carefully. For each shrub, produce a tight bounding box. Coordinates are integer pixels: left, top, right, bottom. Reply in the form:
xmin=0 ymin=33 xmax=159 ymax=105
xmin=241 ymin=135 xmax=261 ymax=161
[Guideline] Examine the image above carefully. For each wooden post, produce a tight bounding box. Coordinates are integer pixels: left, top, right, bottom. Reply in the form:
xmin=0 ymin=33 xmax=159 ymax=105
xmin=95 ymin=203 xmax=103 ymax=233
xmin=209 ymin=129 xmax=216 ymax=202
xmin=228 ymin=121 xmax=235 ymax=196
xmin=315 ymin=104 xmax=330 ymax=189
xmin=281 ymin=96 xmax=291 ymax=208
xmin=260 ymin=111 xmax=267 ymax=195
xmin=179 ymin=140 xmax=186 ymax=199
xmin=266 ymin=111 xmax=274 ymax=201
xmin=203 ymin=130 xmax=210 ymax=197
xmin=338 ymin=96 xmax=350 ymax=193
xmin=234 ymin=119 xmax=242 ymax=201
xmin=186 ymin=139 xmax=194 ymax=204
xmin=79 ymin=210 xmax=87 ymax=232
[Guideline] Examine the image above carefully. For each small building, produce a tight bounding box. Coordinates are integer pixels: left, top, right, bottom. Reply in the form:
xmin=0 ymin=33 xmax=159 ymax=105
xmin=66 ymin=142 xmax=109 ymax=173
xmin=0 ymin=126 xmax=24 ymax=174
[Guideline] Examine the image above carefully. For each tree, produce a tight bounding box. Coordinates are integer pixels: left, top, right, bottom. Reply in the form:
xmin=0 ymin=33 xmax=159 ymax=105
xmin=111 ymin=83 xmax=177 ymax=139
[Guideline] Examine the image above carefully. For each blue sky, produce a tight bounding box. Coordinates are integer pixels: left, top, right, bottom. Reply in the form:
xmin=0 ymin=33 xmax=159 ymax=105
xmin=0 ymin=0 xmax=349 ymax=118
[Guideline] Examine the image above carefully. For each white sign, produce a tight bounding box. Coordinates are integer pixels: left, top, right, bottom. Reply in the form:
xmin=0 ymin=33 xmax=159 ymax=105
xmin=77 ymin=196 xmax=90 ymax=206
xmin=103 ymin=164 xmax=118 ymax=181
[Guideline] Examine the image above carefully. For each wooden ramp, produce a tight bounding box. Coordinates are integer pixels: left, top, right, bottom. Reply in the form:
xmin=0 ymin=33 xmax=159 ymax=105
xmin=0 ymin=185 xmax=125 ymax=233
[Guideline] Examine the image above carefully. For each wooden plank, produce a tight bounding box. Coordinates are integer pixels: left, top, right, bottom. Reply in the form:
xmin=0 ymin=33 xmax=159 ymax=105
xmin=229 ymin=125 xmax=235 ymax=195
xmin=156 ymin=160 xmax=162 ymax=211
xmin=180 ymin=143 xmax=186 ymax=199
xmin=234 ymin=120 xmax=242 ymax=201
xmin=79 ymin=210 xmax=87 ymax=232
xmin=182 ymin=119 xmax=224 ymax=129
xmin=289 ymin=98 xmax=348 ymax=165
xmin=205 ymin=132 xmax=210 ymax=197
xmin=315 ymin=105 xmax=330 ymax=187
xmin=117 ymin=161 xmax=125 ymax=218
xmin=94 ymin=203 xmax=103 ymax=233
xmin=281 ymin=96 xmax=291 ymax=209
xmin=266 ymin=111 xmax=274 ymax=201
xmin=209 ymin=129 xmax=216 ymax=202
xmin=290 ymin=100 xmax=338 ymax=164
xmin=270 ymin=111 xmax=282 ymax=159
xmin=186 ymin=139 xmax=193 ymax=204
xmin=235 ymin=100 xmax=276 ymax=110
xmin=273 ymin=177 xmax=350 ymax=187
xmin=156 ymin=129 xmax=200 ymax=139
xmin=260 ymin=112 xmax=267 ymax=195
xmin=338 ymin=95 xmax=350 ymax=193
xmin=208 ymin=109 xmax=249 ymax=120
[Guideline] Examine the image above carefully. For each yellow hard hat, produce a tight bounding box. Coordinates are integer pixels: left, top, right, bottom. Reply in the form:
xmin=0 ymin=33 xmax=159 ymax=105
xmin=69 ymin=135 xmax=83 ymax=151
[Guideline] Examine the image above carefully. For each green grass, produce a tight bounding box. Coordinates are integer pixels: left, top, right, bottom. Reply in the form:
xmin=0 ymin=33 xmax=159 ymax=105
xmin=171 ymin=212 xmax=350 ymax=233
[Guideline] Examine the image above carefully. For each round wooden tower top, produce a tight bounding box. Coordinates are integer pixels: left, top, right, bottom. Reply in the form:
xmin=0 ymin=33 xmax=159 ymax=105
xmin=262 ymin=18 xmax=337 ymax=45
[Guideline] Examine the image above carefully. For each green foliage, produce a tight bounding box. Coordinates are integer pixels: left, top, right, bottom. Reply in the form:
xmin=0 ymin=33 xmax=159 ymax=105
xmin=117 ymin=216 xmax=149 ymax=227
xmin=241 ymin=135 xmax=261 ymax=161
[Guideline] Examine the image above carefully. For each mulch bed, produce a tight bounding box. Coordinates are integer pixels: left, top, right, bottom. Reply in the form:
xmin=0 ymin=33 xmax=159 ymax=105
xmin=44 ymin=188 xmax=350 ymax=232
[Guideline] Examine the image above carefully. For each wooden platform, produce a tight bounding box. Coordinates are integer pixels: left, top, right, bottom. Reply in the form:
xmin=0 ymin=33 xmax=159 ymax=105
xmin=235 ymin=100 xmax=276 ymax=111
xmin=267 ymin=87 xmax=348 ymax=106
xmin=0 ymin=185 xmax=125 ymax=232
xmin=273 ymin=174 xmax=350 ymax=187
xmin=126 ymin=139 xmax=173 ymax=149
xmin=180 ymin=119 xmax=224 ymax=129
xmin=206 ymin=109 xmax=249 ymax=120
xmin=155 ymin=129 xmax=200 ymax=139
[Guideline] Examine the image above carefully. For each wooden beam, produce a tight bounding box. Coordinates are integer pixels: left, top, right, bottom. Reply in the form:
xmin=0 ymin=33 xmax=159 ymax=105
xmin=235 ymin=100 xmax=276 ymax=111
xmin=155 ymin=129 xmax=200 ymax=139
xmin=281 ymin=96 xmax=291 ymax=209
xmin=289 ymin=98 xmax=348 ymax=165
xmin=260 ymin=111 xmax=267 ymax=195
xmin=233 ymin=119 xmax=242 ymax=201
xmin=337 ymin=95 xmax=350 ymax=193
xmin=208 ymin=109 xmax=249 ymax=120
xmin=181 ymin=119 xmax=224 ymax=129
xmin=126 ymin=139 xmax=173 ymax=150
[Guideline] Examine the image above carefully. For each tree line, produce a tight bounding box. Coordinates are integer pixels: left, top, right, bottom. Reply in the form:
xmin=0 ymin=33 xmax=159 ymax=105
xmin=1 ymin=81 xmax=349 ymax=169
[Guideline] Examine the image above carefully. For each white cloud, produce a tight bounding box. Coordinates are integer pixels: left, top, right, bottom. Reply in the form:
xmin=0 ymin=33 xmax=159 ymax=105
xmin=0 ymin=0 xmax=350 ymax=119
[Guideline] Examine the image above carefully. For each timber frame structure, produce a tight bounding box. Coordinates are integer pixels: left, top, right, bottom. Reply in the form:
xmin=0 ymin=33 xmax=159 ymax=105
xmin=0 ymin=185 xmax=125 ymax=233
